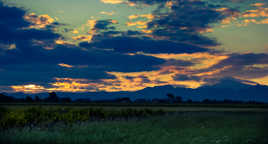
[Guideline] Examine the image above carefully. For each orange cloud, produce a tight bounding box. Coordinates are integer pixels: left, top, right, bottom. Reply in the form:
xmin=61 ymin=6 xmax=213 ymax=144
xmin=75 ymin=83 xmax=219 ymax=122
xmin=11 ymin=84 xmax=46 ymax=94
xmin=128 ymin=14 xmax=154 ymax=20
xmin=251 ymin=3 xmax=265 ymax=7
xmin=127 ymin=2 xmax=136 ymax=7
xmin=72 ymin=35 xmax=93 ymax=42
xmin=24 ymin=13 xmax=54 ymax=29
xmin=71 ymin=19 xmax=98 ymax=42
xmin=49 ymin=78 xmax=96 ymax=92
xmin=128 ymin=14 xmax=139 ymax=20
xmin=100 ymin=0 xmax=123 ymax=4
xmin=248 ymin=75 xmax=268 ymax=86
xmin=55 ymin=39 xmax=75 ymax=45
xmin=126 ymin=21 xmax=148 ymax=27
xmin=127 ymin=14 xmax=155 ymax=33
xmin=100 ymin=66 xmax=204 ymax=92
xmin=58 ymin=63 xmax=74 ymax=68
xmin=198 ymin=28 xmax=214 ymax=34
xmin=219 ymin=5 xmax=268 ymax=27
xmin=140 ymin=52 xmax=229 ymax=70
xmin=166 ymin=1 xmax=177 ymax=9
xmin=194 ymin=66 xmax=232 ymax=77
xmin=72 ymin=29 xmax=79 ymax=34
xmin=0 ymin=43 xmax=16 ymax=50
xmin=100 ymin=11 xmax=115 ymax=16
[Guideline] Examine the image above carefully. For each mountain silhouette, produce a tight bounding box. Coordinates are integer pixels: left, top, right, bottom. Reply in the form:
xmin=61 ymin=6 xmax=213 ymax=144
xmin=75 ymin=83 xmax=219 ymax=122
xmin=5 ymin=78 xmax=268 ymax=102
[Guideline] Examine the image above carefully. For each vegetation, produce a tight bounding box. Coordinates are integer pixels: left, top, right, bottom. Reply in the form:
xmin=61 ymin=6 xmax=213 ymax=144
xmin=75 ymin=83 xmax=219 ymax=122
xmin=1 ymin=92 xmax=268 ymax=144
xmin=0 ymin=106 xmax=166 ymax=129
xmin=0 ymin=109 xmax=267 ymax=144
xmin=1 ymin=92 xmax=267 ymax=105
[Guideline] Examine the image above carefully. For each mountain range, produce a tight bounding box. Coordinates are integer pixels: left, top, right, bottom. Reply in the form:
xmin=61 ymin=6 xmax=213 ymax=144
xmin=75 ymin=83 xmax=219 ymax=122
xmin=4 ymin=78 xmax=268 ymax=102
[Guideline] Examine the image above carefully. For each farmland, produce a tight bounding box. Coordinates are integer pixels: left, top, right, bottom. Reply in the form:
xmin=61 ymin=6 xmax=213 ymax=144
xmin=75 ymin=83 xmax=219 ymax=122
xmin=0 ymin=104 xmax=268 ymax=144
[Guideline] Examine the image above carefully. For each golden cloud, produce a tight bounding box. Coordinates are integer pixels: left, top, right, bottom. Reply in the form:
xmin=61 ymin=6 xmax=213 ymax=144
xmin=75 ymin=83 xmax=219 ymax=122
xmin=58 ymin=63 xmax=74 ymax=68
xmin=0 ymin=43 xmax=16 ymax=50
xmin=248 ymin=75 xmax=268 ymax=86
xmin=55 ymin=39 xmax=75 ymax=45
xmin=49 ymin=78 xmax=95 ymax=92
xmin=251 ymin=3 xmax=265 ymax=7
xmin=218 ymin=5 xmax=268 ymax=27
xmin=72 ymin=35 xmax=93 ymax=42
xmin=198 ymin=28 xmax=214 ymax=34
xmin=127 ymin=14 xmax=155 ymax=34
xmin=140 ymin=52 xmax=229 ymax=70
xmin=100 ymin=0 xmax=124 ymax=4
xmin=11 ymin=84 xmax=46 ymax=94
xmin=24 ymin=13 xmax=55 ymax=29
xmin=72 ymin=29 xmax=79 ymax=34
xmin=165 ymin=1 xmax=176 ymax=9
xmin=100 ymin=11 xmax=115 ymax=16
xmin=100 ymin=67 xmax=205 ymax=91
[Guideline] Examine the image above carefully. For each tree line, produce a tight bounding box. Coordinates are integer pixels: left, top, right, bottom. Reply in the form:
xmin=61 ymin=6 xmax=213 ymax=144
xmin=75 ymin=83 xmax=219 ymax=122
xmin=0 ymin=92 xmax=264 ymax=104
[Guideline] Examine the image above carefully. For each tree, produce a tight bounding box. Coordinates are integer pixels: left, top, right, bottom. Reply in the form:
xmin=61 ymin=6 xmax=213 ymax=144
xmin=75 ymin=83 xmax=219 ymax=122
xmin=25 ymin=96 xmax=34 ymax=102
xmin=35 ymin=96 xmax=41 ymax=102
xmin=61 ymin=97 xmax=71 ymax=103
xmin=45 ymin=92 xmax=59 ymax=102
xmin=116 ymin=97 xmax=131 ymax=103
xmin=175 ymin=96 xmax=182 ymax=103
xmin=0 ymin=93 xmax=14 ymax=102
xmin=186 ymin=99 xmax=193 ymax=103
xmin=167 ymin=93 xmax=175 ymax=102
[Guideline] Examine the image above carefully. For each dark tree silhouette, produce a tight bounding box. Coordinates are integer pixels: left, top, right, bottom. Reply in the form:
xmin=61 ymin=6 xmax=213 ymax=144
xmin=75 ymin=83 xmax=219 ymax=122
xmin=186 ymin=99 xmax=193 ymax=103
xmin=167 ymin=93 xmax=175 ymax=102
xmin=61 ymin=97 xmax=71 ymax=103
xmin=175 ymin=96 xmax=182 ymax=103
xmin=115 ymin=97 xmax=131 ymax=103
xmin=25 ymin=96 xmax=34 ymax=102
xmin=35 ymin=96 xmax=41 ymax=102
xmin=45 ymin=92 xmax=59 ymax=102
xmin=0 ymin=93 xmax=14 ymax=102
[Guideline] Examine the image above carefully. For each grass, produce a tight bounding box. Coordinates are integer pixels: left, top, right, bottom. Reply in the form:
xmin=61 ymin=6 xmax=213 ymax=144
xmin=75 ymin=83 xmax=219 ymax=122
xmin=0 ymin=105 xmax=268 ymax=144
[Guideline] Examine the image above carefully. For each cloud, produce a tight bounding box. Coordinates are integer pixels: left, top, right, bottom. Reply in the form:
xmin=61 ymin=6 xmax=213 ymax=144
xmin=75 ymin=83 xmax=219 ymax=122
xmin=80 ymin=36 xmax=208 ymax=54
xmin=217 ymin=2 xmax=268 ymax=27
xmin=0 ymin=3 xmax=59 ymax=45
xmin=2 ymin=0 xmax=268 ymax=94
xmin=203 ymin=53 xmax=268 ymax=82
xmin=100 ymin=11 xmax=115 ymax=16
xmin=100 ymin=0 xmax=124 ymax=4
xmin=24 ymin=13 xmax=55 ymax=29
xmin=0 ymin=2 xmax=165 ymax=92
xmin=58 ymin=63 xmax=73 ymax=68
xmin=251 ymin=3 xmax=265 ymax=7
xmin=140 ymin=52 xmax=229 ymax=70
xmin=11 ymin=84 xmax=46 ymax=94
xmin=126 ymin=0 xmax=228 ymax=46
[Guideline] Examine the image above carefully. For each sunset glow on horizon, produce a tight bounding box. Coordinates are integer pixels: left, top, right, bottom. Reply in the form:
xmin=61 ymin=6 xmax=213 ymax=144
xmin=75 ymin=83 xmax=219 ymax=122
xmin=0 ymin=0 xmax=268 ymax=94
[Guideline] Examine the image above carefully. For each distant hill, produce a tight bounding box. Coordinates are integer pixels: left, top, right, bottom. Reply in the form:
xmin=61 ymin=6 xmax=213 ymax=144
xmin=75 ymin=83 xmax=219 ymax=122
xmin=4 ymin=78 xmax=268 ymax=102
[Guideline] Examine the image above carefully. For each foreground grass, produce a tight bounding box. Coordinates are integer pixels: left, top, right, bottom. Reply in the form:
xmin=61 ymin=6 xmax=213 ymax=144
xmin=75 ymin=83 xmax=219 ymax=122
xmin=1 ymin=112 xmax=267 ymax=144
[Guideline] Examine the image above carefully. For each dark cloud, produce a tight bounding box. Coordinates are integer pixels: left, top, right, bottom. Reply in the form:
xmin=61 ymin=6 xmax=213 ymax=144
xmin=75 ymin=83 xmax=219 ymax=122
xmin=80 ymin=36 xmax=208 ymax=54
xmin=0 ymin=2 xmax=164 ymax=86
xmin=198 ymin=53 xmax=268 ymax=80
xmin=127 ymin=0 xmax=226 ymax=46
xmin=79 ymin=0 xmax=230 ymax=54
xmin=94 ymin=20 xmax=116 ymax=30
xmin=0 ymin=2 xmax=59 ymax=44
xmin=173 ymin=74 xmax=201 ymax=81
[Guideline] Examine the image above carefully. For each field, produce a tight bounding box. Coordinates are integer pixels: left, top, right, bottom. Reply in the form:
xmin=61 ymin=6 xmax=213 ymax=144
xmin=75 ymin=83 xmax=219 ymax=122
xmin=0 ymin=104 xmax=268 ymax=144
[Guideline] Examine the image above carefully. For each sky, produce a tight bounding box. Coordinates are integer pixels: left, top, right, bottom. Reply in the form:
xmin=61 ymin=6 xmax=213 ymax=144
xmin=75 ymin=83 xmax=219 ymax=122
xmin=0 ymin=0 xmax=268 ymax=94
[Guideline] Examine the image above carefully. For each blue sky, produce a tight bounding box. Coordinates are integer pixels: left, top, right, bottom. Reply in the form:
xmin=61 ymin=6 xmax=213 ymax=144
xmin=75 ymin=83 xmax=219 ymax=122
xmin=1 ymin=0 xmax=268 ymax=94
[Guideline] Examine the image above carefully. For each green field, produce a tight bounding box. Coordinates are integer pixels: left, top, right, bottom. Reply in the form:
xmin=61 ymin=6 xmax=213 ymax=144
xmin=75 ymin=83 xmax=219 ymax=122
xmin=0 ymin=105 xmax=268 ymax=144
